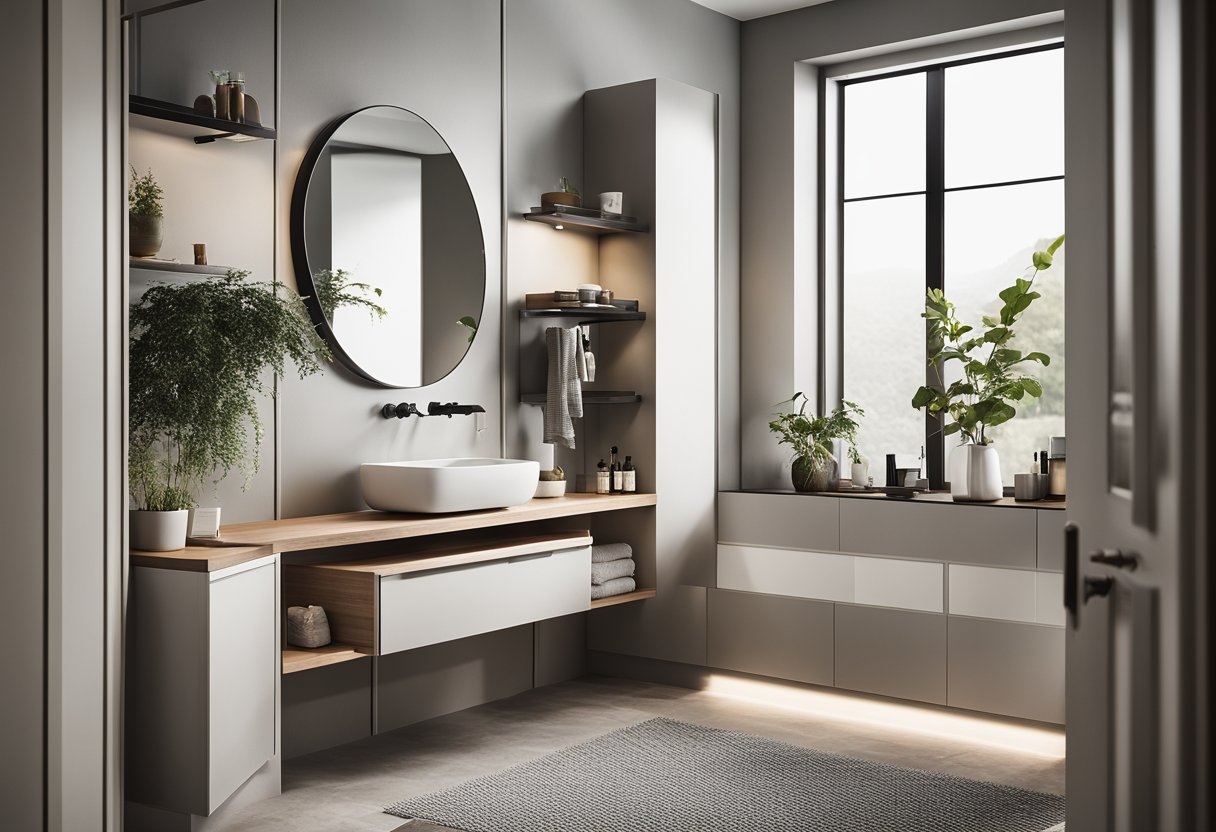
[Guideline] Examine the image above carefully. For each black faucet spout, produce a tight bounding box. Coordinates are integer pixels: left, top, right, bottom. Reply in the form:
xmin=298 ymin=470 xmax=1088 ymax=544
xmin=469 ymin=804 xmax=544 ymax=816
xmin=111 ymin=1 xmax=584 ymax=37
xmin=427 ymin=401 xmax=486 ymax=418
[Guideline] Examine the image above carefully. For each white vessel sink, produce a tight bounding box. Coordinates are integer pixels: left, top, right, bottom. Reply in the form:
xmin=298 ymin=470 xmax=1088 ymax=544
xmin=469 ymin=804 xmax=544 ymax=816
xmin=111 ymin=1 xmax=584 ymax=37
xmin=361 ymin=458 xmax=541 ymax=514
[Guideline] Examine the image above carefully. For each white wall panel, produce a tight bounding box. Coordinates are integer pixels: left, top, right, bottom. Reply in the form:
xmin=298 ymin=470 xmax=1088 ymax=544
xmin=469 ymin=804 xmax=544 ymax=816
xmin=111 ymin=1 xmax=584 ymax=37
xmin=717 ymin=544 xmax=854 ymax=602
xmin=1035 ymin=571 xmax=1065 ymax=626
xmin=853 ymin=556 xmax=943 ymax=613
xmin=949 ymin=564 xmax=1037 ymax=624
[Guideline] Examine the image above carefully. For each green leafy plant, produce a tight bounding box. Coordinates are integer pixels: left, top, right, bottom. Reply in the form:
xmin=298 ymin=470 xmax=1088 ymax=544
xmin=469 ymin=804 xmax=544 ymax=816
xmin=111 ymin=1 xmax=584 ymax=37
xmin=911 ymin=234 xmax=1064 ymax=445
xmin=129 ymin=270 xmax=331 ymax=511
xmin=769 ymin=393 xmax=865 ymax=469
xmin=128 ymin=166 xmax=164 ymax=218
xmin=847 ymin=445 xmax=864 ymax=466
xmin=310 ymin=268 xmax=387 ymax=321
xmin=558 ymin=176 xmax=580 ymax=197
xmin=457 ymin=315 xmax=478 ymax=344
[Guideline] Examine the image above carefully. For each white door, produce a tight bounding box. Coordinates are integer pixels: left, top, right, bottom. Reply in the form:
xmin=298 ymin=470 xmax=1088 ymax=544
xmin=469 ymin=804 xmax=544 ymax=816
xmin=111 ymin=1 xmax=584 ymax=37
xmin=1065 ymin=0 xmax=1211 ymax=829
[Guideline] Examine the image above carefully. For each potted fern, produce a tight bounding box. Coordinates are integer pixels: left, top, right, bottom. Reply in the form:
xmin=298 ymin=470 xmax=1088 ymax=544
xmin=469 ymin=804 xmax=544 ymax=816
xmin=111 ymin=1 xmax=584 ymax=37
xmin=129 ymin=166 xmax=165 ymax=258
xmin=911 ymin=235 xmax=1064 ymax=501
xmin=769 ymin=394 xmax=865 ymax=492
xmin=128 ymin=270 xmax=330 ymax=550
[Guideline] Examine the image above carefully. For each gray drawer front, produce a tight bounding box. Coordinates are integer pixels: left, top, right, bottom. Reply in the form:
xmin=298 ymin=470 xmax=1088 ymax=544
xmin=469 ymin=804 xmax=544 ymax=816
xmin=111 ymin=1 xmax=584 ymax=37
xmin=1037 ymin=510 xmax=1067 ymax=571
xmin=839 ymin=500 xmax=1036 ymax=568
xmin=718 ymin=492 xmax=839 ymax=551
xmin=834 ymin=605 xmax=946 ymax=705
xmin=707 ymin=589 xmax=833 ymax=686
xmin=947 ymin=616 xmax=1065 ymax=724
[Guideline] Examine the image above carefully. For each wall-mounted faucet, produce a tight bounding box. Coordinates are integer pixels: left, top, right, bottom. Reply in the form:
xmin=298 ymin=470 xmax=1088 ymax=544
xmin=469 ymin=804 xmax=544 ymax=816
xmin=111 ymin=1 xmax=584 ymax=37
xmin=381 ymin=402 xmax=423 ymax=419
xmin=427 ymin=401 xmax=486 ymax=418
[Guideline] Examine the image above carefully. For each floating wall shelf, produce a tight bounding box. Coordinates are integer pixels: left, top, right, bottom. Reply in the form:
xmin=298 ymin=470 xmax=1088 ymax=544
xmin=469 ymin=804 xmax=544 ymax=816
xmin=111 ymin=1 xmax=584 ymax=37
xmin=129 ymin=95 xmax=277 ymax=144
xmin=128 ymin=257 xmax=233 ymax=277
xmin=520 ymin=391 xmax=642 ymax=405
xmin=523 ymin=206 xmax=649 ymax=234
xmin=520 ymin=309 xmax=646 ymax=324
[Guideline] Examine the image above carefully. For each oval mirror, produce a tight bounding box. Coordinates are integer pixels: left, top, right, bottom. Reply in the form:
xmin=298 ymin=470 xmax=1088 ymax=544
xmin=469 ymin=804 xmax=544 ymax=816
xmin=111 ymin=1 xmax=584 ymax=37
xmin=291 ymin=106 xmax=485 ymax=388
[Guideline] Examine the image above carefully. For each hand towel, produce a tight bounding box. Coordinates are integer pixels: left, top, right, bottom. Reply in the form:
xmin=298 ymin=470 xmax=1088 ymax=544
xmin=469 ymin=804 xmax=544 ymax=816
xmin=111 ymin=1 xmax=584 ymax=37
xmin=591 ymin=542 xmax=633 ymax=563
xmin=591 ymin=576 xmax=637 ymax=600
xmin=543 ymin=326 xmax=583 ymax=448
xmin=592 ymin=557 xmax=636 ymax=585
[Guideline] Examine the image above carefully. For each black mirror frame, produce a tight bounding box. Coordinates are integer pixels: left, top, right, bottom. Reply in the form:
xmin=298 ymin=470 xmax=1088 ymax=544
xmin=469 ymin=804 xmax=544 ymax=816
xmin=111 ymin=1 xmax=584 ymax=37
xmin=289 ymin=105 xmax=485 ymax=389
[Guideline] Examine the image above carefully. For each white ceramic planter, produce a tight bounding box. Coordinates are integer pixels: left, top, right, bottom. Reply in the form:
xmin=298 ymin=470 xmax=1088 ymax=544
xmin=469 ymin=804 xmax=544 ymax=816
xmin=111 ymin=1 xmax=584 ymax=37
xmin=948 ymin=444 xmax=1003 ymax=502
xmin=129 ymin=509 xmax=189 ymax=551
xmin=850 ymin=460 xmax=869 ymax=487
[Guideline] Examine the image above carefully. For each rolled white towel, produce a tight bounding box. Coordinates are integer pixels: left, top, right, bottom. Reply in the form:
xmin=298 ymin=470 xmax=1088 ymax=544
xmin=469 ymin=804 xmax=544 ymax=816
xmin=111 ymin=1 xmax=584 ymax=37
xmin=591 ymin=557 xmax=636 ymax=585
xmin=591 ymin=542 xmax=633 ymax=563
xmin=591 ymin=576 xmax=636 ymax=600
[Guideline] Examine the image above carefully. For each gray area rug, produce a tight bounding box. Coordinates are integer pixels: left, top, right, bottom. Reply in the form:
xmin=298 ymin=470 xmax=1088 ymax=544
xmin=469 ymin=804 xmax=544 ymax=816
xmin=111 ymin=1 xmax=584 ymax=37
xmin=386 ymin=717 xmax=1065 ymax=831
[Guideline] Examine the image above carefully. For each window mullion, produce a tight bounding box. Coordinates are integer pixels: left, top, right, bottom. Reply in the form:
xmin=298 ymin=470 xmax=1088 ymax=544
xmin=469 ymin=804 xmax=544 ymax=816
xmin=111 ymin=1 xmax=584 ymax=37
xmin=926 ymin=67 xmax=946 ymax=489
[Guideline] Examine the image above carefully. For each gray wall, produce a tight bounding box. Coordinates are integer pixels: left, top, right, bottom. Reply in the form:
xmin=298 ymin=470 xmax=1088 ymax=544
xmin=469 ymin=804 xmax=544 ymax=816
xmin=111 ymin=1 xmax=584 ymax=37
xmin=738 ymin=0 xmax=1063 ymax=489
xmin=0 ymin=4 xmax=46 ymax=827
xmin=503 ymin=0 xmax=741 ymax=488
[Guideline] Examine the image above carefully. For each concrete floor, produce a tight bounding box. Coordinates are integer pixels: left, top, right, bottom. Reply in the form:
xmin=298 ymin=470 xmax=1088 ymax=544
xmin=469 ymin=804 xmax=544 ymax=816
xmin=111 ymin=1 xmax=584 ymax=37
xmin=215 ymin=674 xmax=1066 ymax=831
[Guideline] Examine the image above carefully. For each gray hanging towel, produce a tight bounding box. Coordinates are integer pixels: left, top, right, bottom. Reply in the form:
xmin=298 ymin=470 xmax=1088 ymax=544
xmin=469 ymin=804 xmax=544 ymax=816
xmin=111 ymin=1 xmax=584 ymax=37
xmin=544 ymin=326 xmax=583 ymax=448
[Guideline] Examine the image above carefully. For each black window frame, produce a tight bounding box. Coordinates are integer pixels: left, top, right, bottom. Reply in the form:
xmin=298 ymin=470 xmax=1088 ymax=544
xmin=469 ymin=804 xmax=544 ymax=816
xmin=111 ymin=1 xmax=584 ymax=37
xmin=828 ymin=41 xmax=1066 ymax=489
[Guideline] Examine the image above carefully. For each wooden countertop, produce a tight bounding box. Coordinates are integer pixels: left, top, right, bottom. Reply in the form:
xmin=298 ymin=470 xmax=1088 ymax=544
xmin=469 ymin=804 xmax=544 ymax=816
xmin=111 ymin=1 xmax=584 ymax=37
xmin=130 ymin=492 xmax=657 ymax=572
xmin=730 ymin=489 xmax=1066 ymax=510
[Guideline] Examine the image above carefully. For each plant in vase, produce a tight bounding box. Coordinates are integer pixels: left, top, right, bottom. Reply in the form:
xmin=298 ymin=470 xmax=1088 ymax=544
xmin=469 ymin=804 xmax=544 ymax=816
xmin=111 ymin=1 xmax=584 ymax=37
xmin=129 ymin=270 xmax=330 ymax=550
xmin=911 ymin=234 xmax=1064 ymax=501
xmin=128 ymin=165 xmax=165 ymax=258
xmin=769 ymin=393 xmax=864 ymax=493
xmin=847 ymin=445 xmax=870 ymax=489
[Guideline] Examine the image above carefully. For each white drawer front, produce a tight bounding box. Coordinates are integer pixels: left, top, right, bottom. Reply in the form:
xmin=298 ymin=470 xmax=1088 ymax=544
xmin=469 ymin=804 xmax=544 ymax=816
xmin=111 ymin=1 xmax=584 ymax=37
xmin=853 ymin=556 xmax=943 ymax=613
xmin=379 ymin=546 xmax=591 ymax=655
xmin=949 ymin=564 xmax=1037 ymax=624
xmin=1035 ymin=571 xmax=1065 ymax=626
xmin=717 ymin=544 xmax=854 ymax=603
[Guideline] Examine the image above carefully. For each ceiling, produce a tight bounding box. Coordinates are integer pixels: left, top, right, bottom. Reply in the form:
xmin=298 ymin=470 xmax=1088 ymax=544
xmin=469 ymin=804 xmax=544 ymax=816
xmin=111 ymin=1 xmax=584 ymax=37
xmin=689 ymin=0 xmax=835 ymax=21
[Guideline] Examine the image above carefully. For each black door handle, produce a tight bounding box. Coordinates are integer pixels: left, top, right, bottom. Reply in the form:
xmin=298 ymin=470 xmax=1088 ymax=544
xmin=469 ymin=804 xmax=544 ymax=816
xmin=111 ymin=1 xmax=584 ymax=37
xmin=1089 ymin=548 xmax=1138 ymax=570
xmin=1066 ymin=523 xmax=1125 ymax=629
xmin=1065 ymin=522 xmax=1080 ymax=627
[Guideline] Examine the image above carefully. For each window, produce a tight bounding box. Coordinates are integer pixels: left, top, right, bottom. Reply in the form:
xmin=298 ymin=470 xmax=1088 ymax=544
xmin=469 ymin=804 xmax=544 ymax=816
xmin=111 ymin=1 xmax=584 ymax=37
xmin=836 ymin=44 xmax=1065 ymax=486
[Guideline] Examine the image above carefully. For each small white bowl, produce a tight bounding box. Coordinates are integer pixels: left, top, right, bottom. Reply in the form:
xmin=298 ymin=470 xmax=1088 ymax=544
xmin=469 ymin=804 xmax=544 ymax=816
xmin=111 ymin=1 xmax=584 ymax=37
xmin=534 ymin=479 xmax=567 ymax=499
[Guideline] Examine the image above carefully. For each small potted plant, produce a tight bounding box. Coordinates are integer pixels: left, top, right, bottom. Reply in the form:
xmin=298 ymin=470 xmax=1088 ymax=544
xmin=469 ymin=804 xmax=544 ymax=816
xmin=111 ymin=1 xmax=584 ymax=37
xmin=541 ymin=176 xmax=581 ymax=208
xmin=848 ymin=446 xmax=869 ymax=488
xmin=128 ymin=165 xmax=165 ymax=258
xmin=128 ymin=270 xmax=330 ymax=550
xmin=911 ymin=234 xmax=1064 ymax=501
xmin=769 ymin=394 xmax=864 ymax=492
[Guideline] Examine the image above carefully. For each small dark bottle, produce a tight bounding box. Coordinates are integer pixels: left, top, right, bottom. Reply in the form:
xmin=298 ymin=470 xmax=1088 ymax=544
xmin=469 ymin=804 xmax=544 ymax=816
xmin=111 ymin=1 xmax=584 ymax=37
xmin=609 ymin=446 xmax=621 ymax=493
xmin=622 ymin=456 xmax=636 ymax=493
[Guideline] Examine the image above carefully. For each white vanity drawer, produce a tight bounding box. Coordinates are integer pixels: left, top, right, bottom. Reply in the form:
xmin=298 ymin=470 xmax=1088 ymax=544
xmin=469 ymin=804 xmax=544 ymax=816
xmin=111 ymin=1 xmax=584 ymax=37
xmin=379 ymin=544 xmax=591 ymax=654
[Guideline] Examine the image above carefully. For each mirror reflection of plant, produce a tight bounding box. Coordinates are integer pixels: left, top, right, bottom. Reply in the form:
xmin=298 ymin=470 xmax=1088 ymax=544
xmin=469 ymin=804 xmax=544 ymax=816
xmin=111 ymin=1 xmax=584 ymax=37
xmin=129 ymin=270 xmax=331 ymax=511
xmin=128 ymin=165 xmax=164 ymax=217
xmin=311 ymin=268 xmax=388 ymax=321
xmin=768 ymin=393 xmax=865 ymax=469
xmin=911 ymin=234 xmax=1064 ymax=446
xmin=457 ymin=315 xmax=478 ymax=344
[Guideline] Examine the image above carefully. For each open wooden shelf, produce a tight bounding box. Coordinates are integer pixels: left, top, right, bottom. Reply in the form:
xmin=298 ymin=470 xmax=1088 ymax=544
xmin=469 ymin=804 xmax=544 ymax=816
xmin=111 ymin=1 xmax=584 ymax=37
xmin=520 ymin=390 xmax=642 ymax=405
xmin=282 ymin=643 xmax=367 ymax=675
xmin=590 ymin=588 xmax=656 ymax=609
xmin=520 ymin=308 xmax=646 ymax=324
xmin=523 ymin=206 xmax=649 ymax=234
xmin=129 ymin=95 xmax=277 ymax=144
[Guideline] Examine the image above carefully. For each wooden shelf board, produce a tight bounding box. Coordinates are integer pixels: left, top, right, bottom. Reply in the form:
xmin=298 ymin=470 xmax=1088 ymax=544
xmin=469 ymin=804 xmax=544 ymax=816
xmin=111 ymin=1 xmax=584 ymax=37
xmin=520 ymin=391 xmax=642 ymax=405
xmin=129 ymin=257 xmax=233 ymax=276
xmin=310 ymin=531 xmax=593 ymax=577
xmin=129 ymin=95 xmax=276 ymax=143
xmin=522 ymin=208 xmax=648 ymax=234
xmin=282 ymin=643 xmax=368 ymax=674
xmin=131 ymin=493 xmax=657 ymax=570
xmin=590 ymin=588 xmax=656 ymax=609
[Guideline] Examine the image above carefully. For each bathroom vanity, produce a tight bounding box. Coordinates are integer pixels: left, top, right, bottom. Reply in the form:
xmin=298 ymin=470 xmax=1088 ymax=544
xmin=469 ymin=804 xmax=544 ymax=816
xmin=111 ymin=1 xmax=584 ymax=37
xmin=126 ymin=492 xmax=655 ymax=829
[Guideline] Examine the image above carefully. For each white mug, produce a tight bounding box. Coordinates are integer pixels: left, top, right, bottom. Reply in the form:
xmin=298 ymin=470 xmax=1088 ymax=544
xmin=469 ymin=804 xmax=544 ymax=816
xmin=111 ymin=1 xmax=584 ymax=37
xmin=599 ymin=191 xmax=623 ymax=214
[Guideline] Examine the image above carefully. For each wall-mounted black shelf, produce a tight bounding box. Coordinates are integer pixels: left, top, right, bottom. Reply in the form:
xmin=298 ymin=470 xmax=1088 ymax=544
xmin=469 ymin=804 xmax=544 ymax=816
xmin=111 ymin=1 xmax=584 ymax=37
xmin=129 ymin=95 xmax=277 ymax=144
xmin=520 ymin=309 xmax=646 ymax=324
xmin=521 ymin=391 xmax=642 ymax=405
xmin=128 ymin=257 xmax=233 ymax=276
xmin=523 ymin=206 xmax=649 ymax=234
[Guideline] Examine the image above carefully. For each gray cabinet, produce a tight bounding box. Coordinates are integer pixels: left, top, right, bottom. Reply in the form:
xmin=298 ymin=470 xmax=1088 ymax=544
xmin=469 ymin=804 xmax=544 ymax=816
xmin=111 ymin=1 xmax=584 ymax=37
xmin=834 ymin=605 xmax=947 ymax=704
xmin=707 ymin=589 xmax=833 ymax=686
xmin=126 ymin=556 xmax=278 ymax=816
xmin=948 ymin=616 xmax=1065 ymax=723
xmin=718 ymin=492 xmax=839 ymax=551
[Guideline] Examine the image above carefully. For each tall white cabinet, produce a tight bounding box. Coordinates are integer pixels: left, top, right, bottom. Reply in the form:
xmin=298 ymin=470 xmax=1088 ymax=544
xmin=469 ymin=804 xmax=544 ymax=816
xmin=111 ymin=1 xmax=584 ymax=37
xmin=582 ymin=79 xmax=719 ymax=665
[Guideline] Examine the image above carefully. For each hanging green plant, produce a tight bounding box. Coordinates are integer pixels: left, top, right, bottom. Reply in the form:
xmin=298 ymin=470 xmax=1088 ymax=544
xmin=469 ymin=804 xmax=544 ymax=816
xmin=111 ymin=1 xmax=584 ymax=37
xmin=309 ymin=268 xmax=387 ymax=321
xmin=129 ymin=270 xmax=331 ymax=511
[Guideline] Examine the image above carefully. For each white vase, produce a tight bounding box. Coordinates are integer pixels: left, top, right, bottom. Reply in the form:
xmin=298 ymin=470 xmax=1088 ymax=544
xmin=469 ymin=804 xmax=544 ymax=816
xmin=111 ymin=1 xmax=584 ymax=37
xmin=850 ymin=461 xmax=869 ymax=487
xmin=948 ymin=444 xmax=1003 ymax=502
xmin=129 ymin=509 xmax=189 ymax=551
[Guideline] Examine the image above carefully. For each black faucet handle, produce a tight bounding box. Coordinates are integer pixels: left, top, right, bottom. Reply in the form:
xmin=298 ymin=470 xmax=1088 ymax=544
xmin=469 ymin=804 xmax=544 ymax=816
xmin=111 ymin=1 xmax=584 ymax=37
xmin=382 ymin=402 xmax=421 ymax=419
